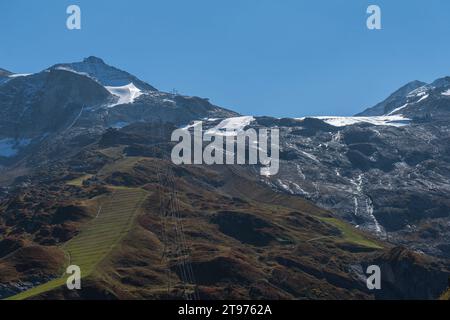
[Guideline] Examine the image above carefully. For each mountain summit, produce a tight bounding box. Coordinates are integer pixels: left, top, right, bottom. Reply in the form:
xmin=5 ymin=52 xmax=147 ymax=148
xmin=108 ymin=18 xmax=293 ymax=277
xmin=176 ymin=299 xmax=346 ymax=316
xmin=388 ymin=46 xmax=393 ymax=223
xmin=1 ymin=58 xmax=450 ymax=300
xmin=50 ymin=56 xmax=158 ymax=91
xmin=0 ymin=57 xmax=238 ymax=161
xmin=83 ymin=56 xmax=106 ymax=64
xmin=0 ymin=68 xmax=14 ymax=85
xmin=0 ymin=68 xmax=13 ymax=77
xmin=356 ymin=80 xmax=426 ymax=116
xmin=357 ymin=77 xmax=450 ymax=119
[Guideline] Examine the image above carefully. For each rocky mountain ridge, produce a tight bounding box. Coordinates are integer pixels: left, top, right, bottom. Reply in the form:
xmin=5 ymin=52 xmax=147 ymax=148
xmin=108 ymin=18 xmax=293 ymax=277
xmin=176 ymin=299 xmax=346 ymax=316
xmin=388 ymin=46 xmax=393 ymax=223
xmin=1 ymin=58 xmax=450 ymax=299
xmin=358 ymin=77 xmax=450 ymax=119
xmin=0 ymin=58 xmax=238 ymax=164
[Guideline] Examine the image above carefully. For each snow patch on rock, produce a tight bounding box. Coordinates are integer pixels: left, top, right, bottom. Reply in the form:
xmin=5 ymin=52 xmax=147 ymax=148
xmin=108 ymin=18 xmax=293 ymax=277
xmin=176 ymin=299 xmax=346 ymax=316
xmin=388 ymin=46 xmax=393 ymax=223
xmin=206 ymin=116 xmax=255 ymax=136
xmin=297 ymin=115 xmax=411 ymax=127
xmin=8 ymin=73 xmax=32 ymax=78
xmin=105 ymin=83 xmax=143 ymax=107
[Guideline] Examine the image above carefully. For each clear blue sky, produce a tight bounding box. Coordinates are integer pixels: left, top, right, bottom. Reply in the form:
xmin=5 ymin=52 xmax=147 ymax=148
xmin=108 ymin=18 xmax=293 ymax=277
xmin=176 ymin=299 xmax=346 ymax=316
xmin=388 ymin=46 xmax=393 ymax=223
xmin=1 ymin=0 xmax=450 ymax=117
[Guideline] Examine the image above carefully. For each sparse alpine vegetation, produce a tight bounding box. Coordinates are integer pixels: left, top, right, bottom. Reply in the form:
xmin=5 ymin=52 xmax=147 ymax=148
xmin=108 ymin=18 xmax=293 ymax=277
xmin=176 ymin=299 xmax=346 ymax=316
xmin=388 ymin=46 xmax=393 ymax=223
xmin=1 ymin=58 xmax=450 ymax=300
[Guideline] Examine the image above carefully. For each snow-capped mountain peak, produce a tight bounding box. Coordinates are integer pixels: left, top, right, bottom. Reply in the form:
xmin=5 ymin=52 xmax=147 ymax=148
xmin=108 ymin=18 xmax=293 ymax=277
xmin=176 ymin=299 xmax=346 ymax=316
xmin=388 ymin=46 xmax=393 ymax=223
xmin=356 ymin=80 xmax=426 ymax=117
xmin=430 ymin=76 xmax=450 ymax=88
xmin=83 ymin=56 xmax=106 ymax=64
xmin=0 ymin=68 xmax=17 ymax=85
xmin=49 ymin=56 xmax=157 ymax=92
xmin=0 ymin=68 xmax=13 ymax=77
xmin=358 ymin=76 xmax=450 ymax=120
xmin=0 ymin=57 xmax=239 ymax=158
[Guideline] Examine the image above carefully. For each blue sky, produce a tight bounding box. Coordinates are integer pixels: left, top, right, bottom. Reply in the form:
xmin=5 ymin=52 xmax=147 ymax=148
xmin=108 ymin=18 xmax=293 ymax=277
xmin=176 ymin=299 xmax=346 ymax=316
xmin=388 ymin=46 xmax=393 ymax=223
xmin=1 ymin=0 xmax=450 ymax=117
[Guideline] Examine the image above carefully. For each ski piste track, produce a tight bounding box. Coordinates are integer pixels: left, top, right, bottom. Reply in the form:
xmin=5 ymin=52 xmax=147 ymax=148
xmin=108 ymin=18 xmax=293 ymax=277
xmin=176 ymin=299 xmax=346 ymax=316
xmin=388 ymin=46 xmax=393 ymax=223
xmin=157 ymin=167 xmax=199 ymax=300
xmin=6 ymin=187 xmax=148 ymax=300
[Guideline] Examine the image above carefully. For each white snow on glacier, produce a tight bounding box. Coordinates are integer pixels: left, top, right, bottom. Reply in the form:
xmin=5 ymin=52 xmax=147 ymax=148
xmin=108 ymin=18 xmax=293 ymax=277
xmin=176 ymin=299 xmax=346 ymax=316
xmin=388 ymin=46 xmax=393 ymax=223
xmin=105 ymin=83 xmax=144 ymax=107
xmin=297 ymin=115 xmax=411 ymax=127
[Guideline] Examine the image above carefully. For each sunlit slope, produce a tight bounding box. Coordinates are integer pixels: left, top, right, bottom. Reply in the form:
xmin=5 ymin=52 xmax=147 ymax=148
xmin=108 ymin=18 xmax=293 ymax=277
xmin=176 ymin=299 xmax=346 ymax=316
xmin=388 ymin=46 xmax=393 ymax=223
xmin=7 ymin=188 xmax=147 ymax=300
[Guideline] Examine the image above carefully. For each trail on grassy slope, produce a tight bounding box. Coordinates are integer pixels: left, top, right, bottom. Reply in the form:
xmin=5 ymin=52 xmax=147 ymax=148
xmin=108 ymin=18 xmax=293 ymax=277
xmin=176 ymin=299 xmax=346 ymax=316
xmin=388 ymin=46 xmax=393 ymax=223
xmin=6 ymin=188 xmax=147 ymax=300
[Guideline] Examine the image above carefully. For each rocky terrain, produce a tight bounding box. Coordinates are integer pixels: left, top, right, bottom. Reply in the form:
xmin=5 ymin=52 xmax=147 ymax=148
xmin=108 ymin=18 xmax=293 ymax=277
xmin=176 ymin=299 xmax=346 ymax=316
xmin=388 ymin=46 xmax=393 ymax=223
xmin=243 ymin=116 xmax=450 ymax=259
xmin=0 ymin=57 xmax=449 ymax=300
xmin=0 ymin=68 xmax=13 ymax=86
xmin=0 ymin=57 xmax=237 ymax=166
xmin=357 ymin=77 xmax=450 ymax=120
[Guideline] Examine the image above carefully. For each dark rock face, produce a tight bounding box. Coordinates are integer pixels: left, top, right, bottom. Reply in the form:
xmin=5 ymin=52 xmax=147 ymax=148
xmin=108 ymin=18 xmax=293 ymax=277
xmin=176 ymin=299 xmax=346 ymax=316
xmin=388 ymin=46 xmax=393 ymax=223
xmin=0 ymin=69 xmax=111 ymax=138
xmin=366 ymin=247 xmax=450 ymax=300
xmin=0 ymin=58 xmax=238 ymax=165
xmin=0 ymin=68 xmax=13 ymax=85
xmin=0 ymin=68 xmax=13 ymax=77
xmin=103 ymin=93 xmax=237 ymax=127
xmin=358 ymin=77 xmax=450 ymax=120
xmin=50 ymin=56 xmax=157 ymax=91
xmin=0 ymin=68 xmax=13 ymax=86
xmin=356 ymin=80 xmax=426 ymax=116
xmin=253 ymin=116 xmax=450 ymax=258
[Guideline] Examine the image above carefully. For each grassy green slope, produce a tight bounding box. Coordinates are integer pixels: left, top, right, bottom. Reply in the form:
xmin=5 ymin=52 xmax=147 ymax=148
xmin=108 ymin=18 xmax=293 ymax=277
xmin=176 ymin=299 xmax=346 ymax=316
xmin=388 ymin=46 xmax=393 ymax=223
xmin=66 ymin=174 xmax=94 ymax=187
xmin=7 ymin=188 xmax=147 ymax=300
xmin=319 ymin=217 xmax=383 ymax=249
